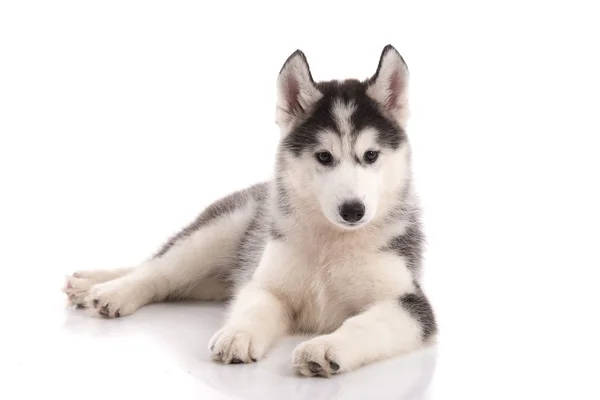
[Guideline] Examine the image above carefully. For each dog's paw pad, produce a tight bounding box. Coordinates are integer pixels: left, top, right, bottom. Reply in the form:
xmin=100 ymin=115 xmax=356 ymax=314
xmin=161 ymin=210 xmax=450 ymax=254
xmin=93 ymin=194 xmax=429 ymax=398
xmin=308 ymin=361 xmax=322 ymax=374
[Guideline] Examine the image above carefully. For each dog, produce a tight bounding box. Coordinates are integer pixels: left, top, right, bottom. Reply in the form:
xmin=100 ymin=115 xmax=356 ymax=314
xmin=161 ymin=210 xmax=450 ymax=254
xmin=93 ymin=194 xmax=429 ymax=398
xmin=63 ymin=44 xmax=437 ymax=377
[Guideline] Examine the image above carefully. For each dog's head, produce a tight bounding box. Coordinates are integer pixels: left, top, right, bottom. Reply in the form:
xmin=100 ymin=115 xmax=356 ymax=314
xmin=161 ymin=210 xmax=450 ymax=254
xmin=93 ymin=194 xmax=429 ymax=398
xmin=275 ymin=45 xmax=412 ymax=231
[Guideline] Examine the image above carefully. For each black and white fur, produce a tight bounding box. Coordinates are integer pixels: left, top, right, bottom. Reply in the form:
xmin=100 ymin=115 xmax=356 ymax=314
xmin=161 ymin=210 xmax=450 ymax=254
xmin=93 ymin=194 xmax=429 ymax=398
xmin=63 ymin=45 xmax=437 ymax=377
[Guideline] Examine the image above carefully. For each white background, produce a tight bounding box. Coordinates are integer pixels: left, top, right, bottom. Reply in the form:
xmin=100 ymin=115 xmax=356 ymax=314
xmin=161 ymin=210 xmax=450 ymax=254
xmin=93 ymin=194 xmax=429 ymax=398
xmin=1 ymin=1 xmax=599 ymax=399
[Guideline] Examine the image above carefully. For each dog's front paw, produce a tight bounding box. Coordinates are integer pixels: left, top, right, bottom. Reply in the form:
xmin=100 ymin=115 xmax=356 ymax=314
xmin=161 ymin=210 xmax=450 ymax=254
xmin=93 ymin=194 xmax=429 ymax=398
xmin=292 ymin=335 xmax=343 ymax=378
xmin=208 ymin=326 xmax=268 ymax=364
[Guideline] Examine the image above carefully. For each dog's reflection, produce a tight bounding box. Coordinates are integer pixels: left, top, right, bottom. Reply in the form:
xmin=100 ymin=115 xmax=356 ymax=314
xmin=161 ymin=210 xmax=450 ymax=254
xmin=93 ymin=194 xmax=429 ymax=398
xmin=199 ymin=338 xmax=437 ymax=400
xmin=63 ymin=302 xmax=437 ymax=400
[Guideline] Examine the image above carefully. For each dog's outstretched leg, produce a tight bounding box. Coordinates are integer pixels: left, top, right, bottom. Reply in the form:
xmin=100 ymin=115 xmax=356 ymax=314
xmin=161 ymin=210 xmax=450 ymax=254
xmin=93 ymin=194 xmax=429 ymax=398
xmin=64 ymin=184 xmax=266 ymax=318
xmin=292 ymin=286 xmax=437 ymax=377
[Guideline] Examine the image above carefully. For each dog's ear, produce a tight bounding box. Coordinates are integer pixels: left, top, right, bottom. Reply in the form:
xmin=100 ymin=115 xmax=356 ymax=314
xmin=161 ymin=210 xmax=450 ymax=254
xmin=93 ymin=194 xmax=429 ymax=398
xmin=367 ymin=45 xmax=410 ymax=125
xmin=276 ymin=50 xmax=321 ymax=133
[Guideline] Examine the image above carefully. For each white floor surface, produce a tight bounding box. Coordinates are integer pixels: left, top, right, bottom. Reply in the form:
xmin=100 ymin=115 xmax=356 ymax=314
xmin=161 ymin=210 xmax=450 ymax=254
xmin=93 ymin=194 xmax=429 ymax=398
xmin=6 ymin=284 xmax=437 ymax=400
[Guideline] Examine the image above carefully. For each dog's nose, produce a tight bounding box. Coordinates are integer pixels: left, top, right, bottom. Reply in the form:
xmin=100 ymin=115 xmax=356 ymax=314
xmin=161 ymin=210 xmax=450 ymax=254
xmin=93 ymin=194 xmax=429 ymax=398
xmin=339 ymin=200 xmax=365 ymax=223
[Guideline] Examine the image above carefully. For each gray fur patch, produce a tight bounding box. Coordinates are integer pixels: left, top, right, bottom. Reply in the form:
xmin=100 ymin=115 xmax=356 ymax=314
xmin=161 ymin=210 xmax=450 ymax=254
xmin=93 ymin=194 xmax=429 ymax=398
xmin=227 ymin=199 xmax=270 ymax=288
xmin=269 ymin=222 xmax=285 ymax=240
xmin=153 ymin=182 xmax=269 ymax=258
xmin=274 ymin=175 xmax=293 ymax=215
xmin=399 ymin=284 xmax=437 ymax=341
xmin=383 ymin=220 xmax=424 ymax=273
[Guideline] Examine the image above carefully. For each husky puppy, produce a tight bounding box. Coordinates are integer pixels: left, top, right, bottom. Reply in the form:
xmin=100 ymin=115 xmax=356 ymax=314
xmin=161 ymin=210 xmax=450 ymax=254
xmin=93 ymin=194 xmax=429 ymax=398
xmin=63 ymin=45 xmax=437 ymax=377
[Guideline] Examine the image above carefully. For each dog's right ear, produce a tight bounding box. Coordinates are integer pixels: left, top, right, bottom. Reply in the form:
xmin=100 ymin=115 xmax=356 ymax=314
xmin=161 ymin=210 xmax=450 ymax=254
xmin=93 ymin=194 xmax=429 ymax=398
xmin=367 ymin=45 xmax=410 ymax=126
xmin=276 ymin=50 xmax=321 ymax=133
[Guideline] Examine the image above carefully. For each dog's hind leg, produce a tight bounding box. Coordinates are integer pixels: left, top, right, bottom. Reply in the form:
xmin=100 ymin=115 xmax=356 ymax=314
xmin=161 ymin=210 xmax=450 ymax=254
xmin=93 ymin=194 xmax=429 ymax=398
xmin=64 ymin=183 xmax=268 ymax=318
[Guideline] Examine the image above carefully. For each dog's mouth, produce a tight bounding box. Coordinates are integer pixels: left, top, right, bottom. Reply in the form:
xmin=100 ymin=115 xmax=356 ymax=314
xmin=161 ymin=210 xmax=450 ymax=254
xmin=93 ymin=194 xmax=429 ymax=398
xmin=341 ymin=221 xmax=362 ymax=228
xmin=331 ymin=218 xmax=369 ymax=231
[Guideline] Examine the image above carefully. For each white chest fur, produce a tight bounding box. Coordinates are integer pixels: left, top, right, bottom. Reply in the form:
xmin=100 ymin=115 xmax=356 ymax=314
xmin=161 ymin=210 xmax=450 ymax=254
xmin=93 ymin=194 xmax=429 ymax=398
xmin=252 ymin=228 xmax=415 ymax=334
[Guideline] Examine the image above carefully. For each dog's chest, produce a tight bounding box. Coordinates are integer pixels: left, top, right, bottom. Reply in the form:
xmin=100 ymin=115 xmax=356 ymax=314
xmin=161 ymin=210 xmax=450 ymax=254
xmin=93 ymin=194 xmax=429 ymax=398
xmin=272 ymin=240 xmax=407 ymax=334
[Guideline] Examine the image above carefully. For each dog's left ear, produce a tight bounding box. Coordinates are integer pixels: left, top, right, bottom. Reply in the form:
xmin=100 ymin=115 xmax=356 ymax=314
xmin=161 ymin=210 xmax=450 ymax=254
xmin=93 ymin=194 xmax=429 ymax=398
xmin=367 ymin=45 xmax=410 ymax=125
xmin=276 ymin=50 xmax=322 ymax=133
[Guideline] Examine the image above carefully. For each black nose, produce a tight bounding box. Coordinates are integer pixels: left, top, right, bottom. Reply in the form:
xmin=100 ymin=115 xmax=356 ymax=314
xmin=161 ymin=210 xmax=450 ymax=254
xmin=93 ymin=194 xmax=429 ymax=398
xmin=339 ymin=200 xmax=365 ymax=223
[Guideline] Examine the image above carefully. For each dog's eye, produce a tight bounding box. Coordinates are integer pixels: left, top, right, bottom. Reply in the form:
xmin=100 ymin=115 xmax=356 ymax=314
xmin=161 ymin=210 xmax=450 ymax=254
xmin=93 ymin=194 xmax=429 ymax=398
xmin=364 ymin=150 xmax=379 ymax=164
xmin=316 ymin=151 xmax=333 ymax=165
